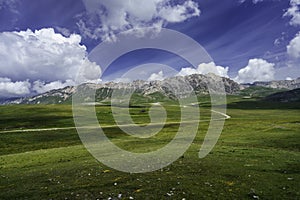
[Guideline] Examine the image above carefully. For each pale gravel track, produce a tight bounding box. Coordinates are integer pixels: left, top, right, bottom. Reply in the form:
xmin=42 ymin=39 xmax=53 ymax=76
xmin=0 ymin=110 xmax=231 ymax=134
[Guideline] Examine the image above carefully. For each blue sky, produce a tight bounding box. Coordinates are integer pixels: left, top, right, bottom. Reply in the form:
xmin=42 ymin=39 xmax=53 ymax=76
xmin=0 ymin=0 xmax=299 ymax=97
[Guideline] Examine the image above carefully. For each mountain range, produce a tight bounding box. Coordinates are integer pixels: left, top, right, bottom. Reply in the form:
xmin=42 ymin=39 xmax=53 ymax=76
xmin=241 ymin=78 xmax=300 ymax=90
xmin=2 ymin=75 xmax=300 ymax=105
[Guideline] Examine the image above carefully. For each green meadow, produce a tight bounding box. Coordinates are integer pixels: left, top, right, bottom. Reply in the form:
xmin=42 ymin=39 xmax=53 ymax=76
xmin=0 ymin=96 xmax=299 ymax=199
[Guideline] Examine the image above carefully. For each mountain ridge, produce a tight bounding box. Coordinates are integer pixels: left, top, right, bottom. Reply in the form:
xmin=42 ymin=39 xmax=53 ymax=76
xmin=2 ymin=74 xmax=300 ymax=105
xmin=241 ymin=77 xmax=300 ymax=90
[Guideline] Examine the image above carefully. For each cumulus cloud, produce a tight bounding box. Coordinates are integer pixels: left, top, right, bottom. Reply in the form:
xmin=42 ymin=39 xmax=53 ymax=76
xmin=177 ymin=62 xmax=229 ymax=78
xmin=287 ymin=31 xmax=300 ymax=59
xmin=55 ymin=26 xmax=71 ymax=37
xmin=234 ymin=59 xmax=275 ymax=83
xmin=158 ymin=1 xmax=200 ymax=23
xmin=282 ymin=1 xmax=300 ymax=80
xmin=148 ymin=71 xmax=165 ymax=81
xmin=0 ymin=28 xmax=101 ymax=97
xmin=0 ymin=78 xmax=31 ymax=97
xmin=280 ymin=31 xmax=300 ymax=80
xmin=79 ymin=0 xmax=200 ymax=41
xmin=32 ymin=80 xmax=75 ymax=94
xmin=284 ymin=0 xmax=300 ymax=26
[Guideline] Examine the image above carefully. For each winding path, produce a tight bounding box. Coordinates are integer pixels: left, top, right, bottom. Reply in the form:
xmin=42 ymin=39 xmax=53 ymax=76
xmin=0 ymin=110 xmax=231 ymax=134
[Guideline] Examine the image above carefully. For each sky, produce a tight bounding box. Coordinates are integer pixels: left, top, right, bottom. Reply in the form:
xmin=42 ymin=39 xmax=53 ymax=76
xmin=0 ymin=0 xmax=299 ymax=98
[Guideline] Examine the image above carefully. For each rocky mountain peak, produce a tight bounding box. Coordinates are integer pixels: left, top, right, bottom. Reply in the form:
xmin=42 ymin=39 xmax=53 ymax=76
xmin=6 ymin=74 xmax=240 ymax=104
xmin=5 ymin=75 xmax=300 ymax=105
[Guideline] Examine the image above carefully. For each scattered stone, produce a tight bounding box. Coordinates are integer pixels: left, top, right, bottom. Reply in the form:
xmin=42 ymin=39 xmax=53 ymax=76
xmin=248 ymin=188 xmax=259 ymax=199
xmin=204 ymin=182 xmax=213 ymax=187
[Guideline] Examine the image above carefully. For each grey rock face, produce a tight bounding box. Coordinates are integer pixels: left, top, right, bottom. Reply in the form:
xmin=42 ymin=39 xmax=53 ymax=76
xmin=241 ymin=78 xmax=300 ymax=90
xmin=5 ymin=74 xmax=241 ymax=104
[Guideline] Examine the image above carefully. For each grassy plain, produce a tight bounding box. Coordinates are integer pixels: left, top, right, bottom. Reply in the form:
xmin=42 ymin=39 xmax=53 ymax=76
xmin=0 ymin=96 xmax=299 ymax=199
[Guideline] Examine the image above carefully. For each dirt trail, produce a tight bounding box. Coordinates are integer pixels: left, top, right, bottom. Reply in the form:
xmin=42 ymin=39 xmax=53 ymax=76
xmin=0 ymin=110 xmax=231 ymax=133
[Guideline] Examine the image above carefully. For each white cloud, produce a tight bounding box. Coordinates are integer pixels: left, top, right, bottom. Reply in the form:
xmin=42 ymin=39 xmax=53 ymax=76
xmin=280 ymin=31 xmax=300 ymax=80
xmin=0 ymin=28 xmax=101 ymax=97
xmin=0 ymin=0 xmax=19 ymax=13
xmin=177 ymin=62 xmax=229 ymax=78
xmin=158 ymin=1 xmax=200 ymax=23
xmin=239 ymin=0 xmax=263 ymax=4
xmin=252 ymin=0 xmax=263 ymax=3
xmin=32 ymin=80 xmax=75 ymax=94
xmin=234 ymin=58 xmax=275 ymax=83
xmin=287 ymin=31 xmax=300 ymax=59
xmin=0 ymin=77 xmax=11 ymax=82
xmin=0 ymin=78 xmax=31 ymax=97
xmin=148 ymin=71 xmax=165 ymax=81
xmin=79 ymin=0 xmax=200 ymax=41
xmin=284 ymin=0 xmax=300 ymax=26
xmin=55 ymin=26 xmax=71 ymax=37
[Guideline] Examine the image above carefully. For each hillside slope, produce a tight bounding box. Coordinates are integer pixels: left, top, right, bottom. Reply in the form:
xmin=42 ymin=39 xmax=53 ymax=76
xmin=264 ymin=88 xmax=300 ymax=102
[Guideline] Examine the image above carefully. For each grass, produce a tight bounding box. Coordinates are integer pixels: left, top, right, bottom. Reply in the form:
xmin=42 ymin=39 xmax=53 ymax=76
xmin=0 ymin=95 xmax=299 ymax=199
xmin=0 ymin=105 xmax=75 ymax=130
xmin=237 ymin=86 xmax=288 ymax=98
